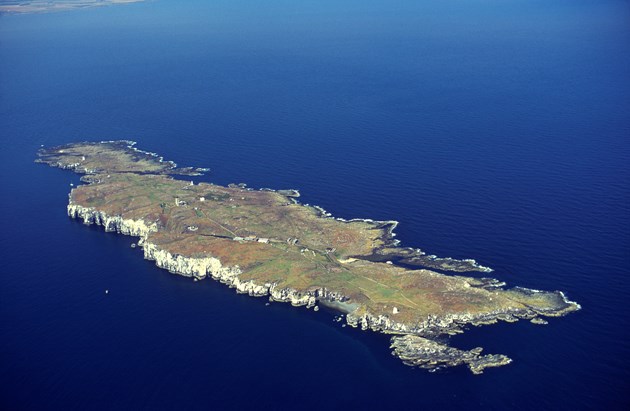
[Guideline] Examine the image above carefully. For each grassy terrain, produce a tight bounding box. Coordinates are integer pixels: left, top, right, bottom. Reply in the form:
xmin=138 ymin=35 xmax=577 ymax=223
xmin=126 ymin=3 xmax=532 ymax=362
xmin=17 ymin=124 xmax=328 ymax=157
xmin=38 ymin=141 xmax=579 ymax=328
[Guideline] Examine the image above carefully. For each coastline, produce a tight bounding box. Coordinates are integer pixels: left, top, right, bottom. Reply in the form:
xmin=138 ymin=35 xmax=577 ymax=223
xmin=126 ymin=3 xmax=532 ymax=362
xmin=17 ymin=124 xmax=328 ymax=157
xmin=66 ymin=197 xmax=580 ymax=374
xmin=38 ymin=140 xmax=581 ymax=374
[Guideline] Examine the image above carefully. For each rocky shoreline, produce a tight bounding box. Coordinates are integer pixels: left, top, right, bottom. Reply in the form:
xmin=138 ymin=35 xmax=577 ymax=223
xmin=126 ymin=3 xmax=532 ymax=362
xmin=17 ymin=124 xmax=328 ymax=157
xmin=67 ymin=201 xmax=352 ymax=310
xmin=66 ymin=200 xmax=579 ymax=374
xmin=39 ymin=140 xmax=580 ymax=375
xmin=390 ymin=335 xmax=512 ymax=375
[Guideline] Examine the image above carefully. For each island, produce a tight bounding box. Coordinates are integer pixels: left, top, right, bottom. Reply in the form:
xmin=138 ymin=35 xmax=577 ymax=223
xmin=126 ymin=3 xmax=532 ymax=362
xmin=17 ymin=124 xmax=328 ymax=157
xmin=36 ymin=141 xmax=580 ymax=374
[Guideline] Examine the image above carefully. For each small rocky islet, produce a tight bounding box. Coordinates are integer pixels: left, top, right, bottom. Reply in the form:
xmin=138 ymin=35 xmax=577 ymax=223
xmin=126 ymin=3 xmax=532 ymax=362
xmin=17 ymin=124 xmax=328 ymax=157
xmin=36 ymin=141 xmax=580 ymax=374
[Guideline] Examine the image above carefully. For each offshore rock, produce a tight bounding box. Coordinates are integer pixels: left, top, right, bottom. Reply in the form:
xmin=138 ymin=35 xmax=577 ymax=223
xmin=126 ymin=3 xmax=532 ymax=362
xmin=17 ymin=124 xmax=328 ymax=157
xmin=390 ymin=334 xmax=512 ymax=374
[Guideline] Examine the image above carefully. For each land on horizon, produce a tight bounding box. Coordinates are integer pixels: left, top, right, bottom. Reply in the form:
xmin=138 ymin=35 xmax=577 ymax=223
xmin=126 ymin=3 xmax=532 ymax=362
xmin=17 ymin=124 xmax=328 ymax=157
xmin=0 ymin=0 xmax=144 ymax=14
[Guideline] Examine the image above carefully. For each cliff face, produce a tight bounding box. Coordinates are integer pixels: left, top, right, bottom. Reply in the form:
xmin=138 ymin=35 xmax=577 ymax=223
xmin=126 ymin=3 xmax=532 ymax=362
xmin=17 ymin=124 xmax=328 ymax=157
xmin=68 ymin=203 xmax=157 ymax=237
xmin=67 ymin=201 xmax=560 ymax=338
xmin=68 ymin=199 xmax=423 ymax=338
xmin=67 ymin=201 xmax=350 ymax=310
xmin=66 ymin=202 xmax=581 ymax=374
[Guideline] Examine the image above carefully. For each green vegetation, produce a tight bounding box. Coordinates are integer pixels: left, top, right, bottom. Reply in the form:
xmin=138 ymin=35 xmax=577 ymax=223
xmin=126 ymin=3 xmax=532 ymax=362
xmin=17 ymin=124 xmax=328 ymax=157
xmin=37 ymin=141 xmax=580 ymax=373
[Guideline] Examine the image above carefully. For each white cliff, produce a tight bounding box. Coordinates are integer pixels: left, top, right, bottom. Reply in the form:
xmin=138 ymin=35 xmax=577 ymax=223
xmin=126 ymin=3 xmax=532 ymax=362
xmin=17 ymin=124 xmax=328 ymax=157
xmin=68 ymin=203 xmax=157 ymax=237
xmin=67 ymin=201 xmax=349 ymax=310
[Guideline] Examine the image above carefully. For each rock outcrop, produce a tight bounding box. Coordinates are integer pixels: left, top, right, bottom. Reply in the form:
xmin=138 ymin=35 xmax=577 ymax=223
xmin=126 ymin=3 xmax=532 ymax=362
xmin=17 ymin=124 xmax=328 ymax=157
xmin=390 ymin=334 xmax=512 ymax=374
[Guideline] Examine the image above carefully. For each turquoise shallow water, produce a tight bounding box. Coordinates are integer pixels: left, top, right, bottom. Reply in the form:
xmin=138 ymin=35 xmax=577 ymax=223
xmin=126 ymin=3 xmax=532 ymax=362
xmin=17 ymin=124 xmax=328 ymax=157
xmin=1 ymin=0 xmax=629 ymax=409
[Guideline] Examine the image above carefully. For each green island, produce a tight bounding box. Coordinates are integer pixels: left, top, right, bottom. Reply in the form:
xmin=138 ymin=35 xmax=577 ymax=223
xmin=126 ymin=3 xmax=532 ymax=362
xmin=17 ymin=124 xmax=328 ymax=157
xmin=37 ymin=141 xmax=580 ymax=374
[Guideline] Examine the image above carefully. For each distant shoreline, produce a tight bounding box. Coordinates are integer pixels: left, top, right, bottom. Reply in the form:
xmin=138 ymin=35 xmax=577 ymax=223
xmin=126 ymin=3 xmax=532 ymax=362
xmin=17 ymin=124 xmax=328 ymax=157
xmin=0 ymin=0 xmax=145 ymax=14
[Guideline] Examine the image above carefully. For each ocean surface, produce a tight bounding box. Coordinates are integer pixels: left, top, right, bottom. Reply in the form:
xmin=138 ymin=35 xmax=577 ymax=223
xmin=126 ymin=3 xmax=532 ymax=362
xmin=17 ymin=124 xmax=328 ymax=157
xmin=1 ymin=0 xmax=629 ymax=409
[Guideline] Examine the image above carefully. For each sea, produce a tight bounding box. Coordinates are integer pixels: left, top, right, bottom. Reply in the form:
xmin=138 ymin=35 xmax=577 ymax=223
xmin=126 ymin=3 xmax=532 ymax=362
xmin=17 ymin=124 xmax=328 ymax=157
xmin=1 ymin=0 xmax=629 ymax=409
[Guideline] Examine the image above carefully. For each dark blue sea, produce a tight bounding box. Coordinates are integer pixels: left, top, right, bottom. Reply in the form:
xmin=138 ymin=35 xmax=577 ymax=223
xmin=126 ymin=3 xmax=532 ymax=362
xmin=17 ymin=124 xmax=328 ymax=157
xmin=1 ymin=0 xmax=629 ymax=409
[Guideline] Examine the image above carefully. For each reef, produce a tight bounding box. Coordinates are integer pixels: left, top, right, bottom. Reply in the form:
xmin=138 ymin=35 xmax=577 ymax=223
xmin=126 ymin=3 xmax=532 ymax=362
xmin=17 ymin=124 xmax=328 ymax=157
xmin=38 ymin=141 xmax=581 ymax=374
